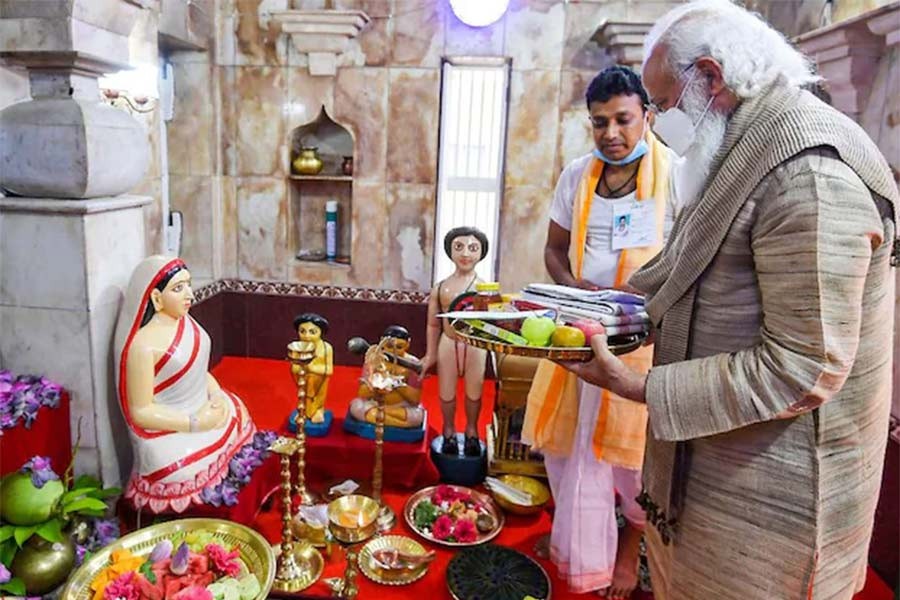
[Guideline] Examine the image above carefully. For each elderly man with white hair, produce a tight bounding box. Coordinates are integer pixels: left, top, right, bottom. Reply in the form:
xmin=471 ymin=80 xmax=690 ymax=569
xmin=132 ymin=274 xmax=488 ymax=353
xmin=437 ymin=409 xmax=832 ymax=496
xmin=561 ymin=1 xmax=899 ymax=599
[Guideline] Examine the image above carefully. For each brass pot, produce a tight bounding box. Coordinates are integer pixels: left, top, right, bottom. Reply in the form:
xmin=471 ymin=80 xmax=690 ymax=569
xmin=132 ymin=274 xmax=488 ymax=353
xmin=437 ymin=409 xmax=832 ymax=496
xmin=327 ymin=495 xmax=378 ymax=544
xmin=292 ymin=147 xmax=324 ymax=175
xmin=11 ymin=533 xmax=76 ymax=595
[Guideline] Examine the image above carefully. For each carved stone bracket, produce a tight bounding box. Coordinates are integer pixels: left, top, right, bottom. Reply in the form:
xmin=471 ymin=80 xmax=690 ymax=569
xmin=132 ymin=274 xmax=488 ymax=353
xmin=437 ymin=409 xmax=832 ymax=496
xmin=591 ymin=20 xmax=654 ymax=69
xmin=271 ymin=9 xmax=370 ymax=76
xmin=794 ymin=2 xmax=899 ymax=121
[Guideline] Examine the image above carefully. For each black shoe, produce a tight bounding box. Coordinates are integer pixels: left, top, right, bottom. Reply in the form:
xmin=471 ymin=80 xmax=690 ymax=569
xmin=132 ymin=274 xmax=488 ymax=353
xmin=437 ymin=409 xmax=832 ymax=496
xmin=441 ymin=435 xmax=459 ymax=455
xmin=463 ymin=436 xmax=481 ymax=457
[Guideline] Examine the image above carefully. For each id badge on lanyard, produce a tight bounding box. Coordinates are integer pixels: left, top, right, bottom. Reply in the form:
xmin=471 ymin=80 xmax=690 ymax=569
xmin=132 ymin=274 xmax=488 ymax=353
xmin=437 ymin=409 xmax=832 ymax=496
xmin=611 ymin=197 xmax=659 ymax=250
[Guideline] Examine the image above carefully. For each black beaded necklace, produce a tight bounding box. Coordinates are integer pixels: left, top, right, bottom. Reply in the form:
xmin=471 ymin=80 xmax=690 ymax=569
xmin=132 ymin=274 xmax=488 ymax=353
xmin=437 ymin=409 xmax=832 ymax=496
xmin=599 ymin=163 xmax=639 ymax=198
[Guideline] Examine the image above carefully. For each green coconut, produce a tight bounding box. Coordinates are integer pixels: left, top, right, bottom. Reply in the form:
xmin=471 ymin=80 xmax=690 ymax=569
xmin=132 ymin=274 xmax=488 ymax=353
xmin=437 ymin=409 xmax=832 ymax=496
xmin=0 ymin=473 xmax=64 ymax=526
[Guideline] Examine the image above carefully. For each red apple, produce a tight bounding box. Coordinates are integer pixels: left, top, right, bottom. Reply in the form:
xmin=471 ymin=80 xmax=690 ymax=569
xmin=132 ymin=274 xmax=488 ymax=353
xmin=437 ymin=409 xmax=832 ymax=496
xmin=570 ymin=319 xmax=605 ymax=341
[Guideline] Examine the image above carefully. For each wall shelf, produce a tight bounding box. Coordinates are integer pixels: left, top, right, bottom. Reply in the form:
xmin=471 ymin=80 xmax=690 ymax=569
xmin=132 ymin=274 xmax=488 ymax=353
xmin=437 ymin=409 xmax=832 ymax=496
xmin=288 ymin=174 xmax=353 ymax=182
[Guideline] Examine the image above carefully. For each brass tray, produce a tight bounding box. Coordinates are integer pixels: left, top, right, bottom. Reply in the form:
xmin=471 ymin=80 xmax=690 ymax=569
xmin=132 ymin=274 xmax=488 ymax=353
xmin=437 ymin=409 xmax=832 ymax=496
xmin=272 ymin=540 xmax=324 ymax=595
xmin=403 ymin=485 xmax=505 ymax=548
xmin=452 ymin=319 xmax=647 ymax=362
xmin=358 ymin=535 xmax=430 ymax=586
xmin=61 ymin=518 xmax=276 ymax=600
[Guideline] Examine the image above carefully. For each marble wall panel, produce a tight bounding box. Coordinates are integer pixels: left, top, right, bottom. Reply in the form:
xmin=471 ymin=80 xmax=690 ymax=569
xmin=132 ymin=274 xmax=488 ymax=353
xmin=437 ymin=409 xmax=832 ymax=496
xmin=234 ymin=66 xmax=287 ymax=176
xmin=390 ymin=0 xmax=444 ymax=67
xmin=343 ymin=0 xmax=392 ymax=66
xmin=83 ymin=206 xmax=148 ymax=309
xmin=219 ymin=67 xmax=239 ymax=176
xmin=285 ymin=66 xmax=335 ymax=135
xmin=386 ymin=68 xmax=440 ymax=184
xmin=444 ymin=10 xmax=505 ymax=56
xmin=384 ymin=183 xmax=435 ymax=290
xmin=347 ymin=179 xmax=386 ymax=286
xmin=288 ymin=261 xmax=334 ymax=284
xmin=170 ymin=174 xmax=215 ymax=280
xmin=557 ymin=69 xmax=596 ymax=176
xmin=220 ymin=176 xmax=240 ymax=278
xmin=234 ymin=0 xmax=288 ymax=66
xmin=133 ymin=177 xmax=165 ymax=255
xmin=0 ymin=212 xmax=87 ymax=310
xmin=216 ymin=14 xmax=238 ymax=66
xmin=237 ymin=176 xmax=289 ymax=280
xmin=497 ymin=184 xmax=553 ymax=291
xmin=861 ymin=47 xmax=899 ymax=177
xmin=562 ymin=1 xmax=617 ymax=70
xmin=168 ymin=62 xmax=215 ymax=176
xmin=0 ymin=65 xmax=29 ymax=113
xmin=504 ymin=0 xmax=565 ymax=71
xmin=505 ymin=69 xmax=561 ymax=189
xmin=334 ymin=67 xmax=388 ymax=181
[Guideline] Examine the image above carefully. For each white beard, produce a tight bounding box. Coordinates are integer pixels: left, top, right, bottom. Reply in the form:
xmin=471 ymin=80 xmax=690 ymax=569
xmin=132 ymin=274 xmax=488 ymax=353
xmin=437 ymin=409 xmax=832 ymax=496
xmin=677 ymin=80 xmax=729 ymax=206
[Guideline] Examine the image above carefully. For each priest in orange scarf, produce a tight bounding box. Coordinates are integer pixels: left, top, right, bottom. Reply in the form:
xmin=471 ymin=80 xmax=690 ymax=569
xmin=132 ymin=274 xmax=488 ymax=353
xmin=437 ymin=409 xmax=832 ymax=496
xmin=522 ymin=66 xmax=682 ymax=599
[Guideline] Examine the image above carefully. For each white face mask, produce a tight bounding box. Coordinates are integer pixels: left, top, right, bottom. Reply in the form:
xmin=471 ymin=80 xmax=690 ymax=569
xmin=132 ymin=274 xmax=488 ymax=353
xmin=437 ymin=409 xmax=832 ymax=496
xmin=651 ymin=66 xmax=716 ymax=156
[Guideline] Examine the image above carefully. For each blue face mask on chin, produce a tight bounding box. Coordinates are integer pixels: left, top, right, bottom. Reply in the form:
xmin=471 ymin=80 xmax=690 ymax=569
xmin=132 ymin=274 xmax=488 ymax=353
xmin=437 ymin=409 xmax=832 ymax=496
xmin=592 ymin=139 xmax=648 ymax=166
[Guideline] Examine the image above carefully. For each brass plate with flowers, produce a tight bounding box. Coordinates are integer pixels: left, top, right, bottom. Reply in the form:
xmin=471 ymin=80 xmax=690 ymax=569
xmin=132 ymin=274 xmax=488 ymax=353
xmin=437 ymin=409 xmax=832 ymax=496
xmin=403 ymin=485 xmax=504 ymax=548
xmin=358 ymin=535 xmax=433 ymax=586
xmin=61 ymin=518 xmax=275 ymax=600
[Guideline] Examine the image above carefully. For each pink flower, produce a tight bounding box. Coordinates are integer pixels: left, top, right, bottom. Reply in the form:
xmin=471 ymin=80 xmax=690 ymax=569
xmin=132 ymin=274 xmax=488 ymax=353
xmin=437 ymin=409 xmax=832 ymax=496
xmin=104 ymin=571 xmax=140 ymax=600
xmin=453 ymin=518 xmax=477 ymax=543
xmin=431 ymin=514 xmax=454 ymax=540
xmin=205 ymin=543 xmax=241 ymax=577
xmin=432 ymin=484 xmax=468 ymax=505
xmin=171 ymin=585 xmax=213 ymax=600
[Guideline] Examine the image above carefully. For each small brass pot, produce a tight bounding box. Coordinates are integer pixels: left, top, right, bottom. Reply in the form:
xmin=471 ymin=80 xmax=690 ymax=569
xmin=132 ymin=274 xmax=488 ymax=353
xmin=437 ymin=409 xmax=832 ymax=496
xmin=292 ymin=147 xmax=324 ymax=175
xmin=11 ymin=534 xmax=76 ymax=595
xmin=327 ymin=495 xmax=379 ymax=544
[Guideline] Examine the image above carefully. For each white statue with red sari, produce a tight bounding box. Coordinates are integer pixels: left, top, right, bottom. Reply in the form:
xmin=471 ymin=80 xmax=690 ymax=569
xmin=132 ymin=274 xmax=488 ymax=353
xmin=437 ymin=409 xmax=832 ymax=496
xmin=114 ymin=255 xmax=257 ymax=513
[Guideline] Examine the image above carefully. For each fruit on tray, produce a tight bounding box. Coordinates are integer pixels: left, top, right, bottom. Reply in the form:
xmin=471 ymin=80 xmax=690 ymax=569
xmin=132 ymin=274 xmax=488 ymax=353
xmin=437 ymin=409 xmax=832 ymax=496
xmin=550 ymin=325 xmax=586 ymax=348
xmin=519 ymin=316 xmax=556 ymax=347
xmin=571 ymin=319 xmax=606 ymax=340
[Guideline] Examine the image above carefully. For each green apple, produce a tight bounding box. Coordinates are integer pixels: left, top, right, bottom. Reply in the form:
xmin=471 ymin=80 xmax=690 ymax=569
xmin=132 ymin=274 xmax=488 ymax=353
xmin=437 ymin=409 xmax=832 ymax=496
xmin=520 ymin=316 xmax=556 ymax=347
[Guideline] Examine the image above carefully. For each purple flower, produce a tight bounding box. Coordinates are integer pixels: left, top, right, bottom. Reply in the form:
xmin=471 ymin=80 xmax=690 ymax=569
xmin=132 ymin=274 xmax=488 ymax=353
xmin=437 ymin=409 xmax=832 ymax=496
xmin=227 ymin=457 xmax=253 ymax=485
xmin=0 ymin=562 xmax=10 ymax=584
xmin=251 ymin=430 xmax=277 ymax=451
xmin=0 ymin=370 xmax=13 ymax=384
xmin=75 ymin=544 xmax=88 ymax=566
xmin=0 ymin=411 xmax=14 ymax=429
xmin=200 ymin=486 xmax=223 ymax=507
xmin=20 ymin=456 xmax=59 ymax=488
xmin=13 ymin=390 xmax=41 ymax=428
xmin=90 ymin=519 xmax=120 ymax=548
xmin=38 ymin=382 xmax=61 ymax=409
xmin=220 ymin=481 xmax=240 ymax=506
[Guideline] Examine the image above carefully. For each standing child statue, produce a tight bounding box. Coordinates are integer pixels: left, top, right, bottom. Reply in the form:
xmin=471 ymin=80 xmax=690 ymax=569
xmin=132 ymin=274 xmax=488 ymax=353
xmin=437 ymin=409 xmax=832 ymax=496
xmin=290 ymin=312 xmax=334 ymax=435
xmin=421 ymin=227 xmax=489 ymax=457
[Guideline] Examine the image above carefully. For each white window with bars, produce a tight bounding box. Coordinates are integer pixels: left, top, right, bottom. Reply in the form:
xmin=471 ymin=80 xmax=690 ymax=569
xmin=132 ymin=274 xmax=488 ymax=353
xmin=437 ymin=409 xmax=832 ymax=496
xmin=433 ymin=57 xmax=511 ymax=284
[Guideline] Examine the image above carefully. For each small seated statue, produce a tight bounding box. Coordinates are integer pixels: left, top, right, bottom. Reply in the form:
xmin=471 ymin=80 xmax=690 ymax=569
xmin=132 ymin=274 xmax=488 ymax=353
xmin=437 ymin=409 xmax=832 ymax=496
xmin=347 ymin=326 xmax=425 ymax=437
xmin=114 ymin=256 xmax=257 ymax=514
xmin=288 ymin=313 xmax=334 ymax=437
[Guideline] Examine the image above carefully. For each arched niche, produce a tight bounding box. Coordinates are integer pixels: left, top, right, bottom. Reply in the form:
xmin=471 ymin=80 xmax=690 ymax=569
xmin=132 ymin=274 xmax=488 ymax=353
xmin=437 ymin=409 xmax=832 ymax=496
xmin=288 ymin=106 xmax=354 ymax=267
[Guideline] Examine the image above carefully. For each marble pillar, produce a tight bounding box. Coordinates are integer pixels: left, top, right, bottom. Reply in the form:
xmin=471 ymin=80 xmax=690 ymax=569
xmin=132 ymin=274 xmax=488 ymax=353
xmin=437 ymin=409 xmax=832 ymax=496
xmin=0 ymin=196 xmax=150 ymax=485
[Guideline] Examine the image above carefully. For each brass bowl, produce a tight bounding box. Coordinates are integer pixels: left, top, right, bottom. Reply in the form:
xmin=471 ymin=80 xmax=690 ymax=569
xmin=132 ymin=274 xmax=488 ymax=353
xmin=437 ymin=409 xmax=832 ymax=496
xmin=327 ymin=495 xmax=379 ymax=544
xmin=490 ymin=475 xmax=551 ymax=516
xmin=60 ymin=518 xmax=275 ymax=600
xmin=358 ymin=535 xmax=430 ymax=586
xmin=287 ymin=340 xmax=316 ymax=362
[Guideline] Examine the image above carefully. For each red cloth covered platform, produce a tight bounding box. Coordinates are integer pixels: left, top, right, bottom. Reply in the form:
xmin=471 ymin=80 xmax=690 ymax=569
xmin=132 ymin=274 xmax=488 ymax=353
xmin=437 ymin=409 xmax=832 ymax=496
xmin=211 ymin=357 xmax=894 ymax=600
xmin=0 ymin=392 xmax=71 ymax=477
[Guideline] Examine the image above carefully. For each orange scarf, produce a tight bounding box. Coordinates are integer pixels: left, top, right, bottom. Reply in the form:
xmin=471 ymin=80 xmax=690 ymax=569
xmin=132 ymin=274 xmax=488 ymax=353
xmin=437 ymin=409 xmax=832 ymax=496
xmin=522 ymin=132 xmax=670 ymax=468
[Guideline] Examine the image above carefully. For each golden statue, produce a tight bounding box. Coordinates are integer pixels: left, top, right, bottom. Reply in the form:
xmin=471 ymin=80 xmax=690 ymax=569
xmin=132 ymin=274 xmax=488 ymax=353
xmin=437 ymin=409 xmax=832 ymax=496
xmin=291 ymin=313 xmax=333 ymax=424
xmin=348 ymin=326 xmax=425 ymax=429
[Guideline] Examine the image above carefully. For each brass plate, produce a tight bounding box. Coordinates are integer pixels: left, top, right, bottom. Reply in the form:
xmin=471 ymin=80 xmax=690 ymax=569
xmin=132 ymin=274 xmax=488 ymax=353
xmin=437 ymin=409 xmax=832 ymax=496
xmin=358 ymin=535 xmax=429 ymax=586
xmin=61 ymin=518 xmax=276 ymax=600
xmin=491 ymin=475 xmax=551 ymax=517
xmin=403 ymin=485 xmax=505 ymax=548
xmin=271 ymin=541 xmax=324 ymax=595
xmin=451 ymin=320 xmax=647 ymax=362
